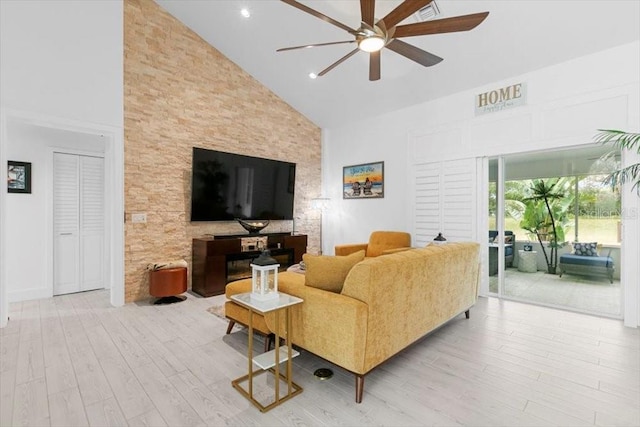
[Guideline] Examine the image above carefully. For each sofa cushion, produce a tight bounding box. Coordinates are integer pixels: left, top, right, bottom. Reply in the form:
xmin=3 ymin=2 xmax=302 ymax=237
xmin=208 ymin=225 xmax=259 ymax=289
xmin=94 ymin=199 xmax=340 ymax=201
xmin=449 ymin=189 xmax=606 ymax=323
xmin=573 ymin=242 xmax=598 ymax=256
xmin=366 ymin=231 xmax=411 ymax=257
xmin=303 ymin=250 xmax=365 ymax=293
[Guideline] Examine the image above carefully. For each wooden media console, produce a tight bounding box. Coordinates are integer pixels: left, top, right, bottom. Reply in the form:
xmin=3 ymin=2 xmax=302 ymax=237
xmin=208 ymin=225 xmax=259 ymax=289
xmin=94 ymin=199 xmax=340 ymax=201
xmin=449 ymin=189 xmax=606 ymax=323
xmin=191 ymin=233 xmax=307 ymax=297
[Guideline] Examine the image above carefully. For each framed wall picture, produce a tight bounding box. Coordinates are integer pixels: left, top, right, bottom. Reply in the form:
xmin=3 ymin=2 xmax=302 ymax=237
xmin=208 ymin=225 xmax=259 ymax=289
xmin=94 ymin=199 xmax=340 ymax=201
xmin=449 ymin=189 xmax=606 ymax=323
xmin=343 ymin=161 xmax=384 ymax=199
xmin=7 ymin=161 xmax=32 ymax=194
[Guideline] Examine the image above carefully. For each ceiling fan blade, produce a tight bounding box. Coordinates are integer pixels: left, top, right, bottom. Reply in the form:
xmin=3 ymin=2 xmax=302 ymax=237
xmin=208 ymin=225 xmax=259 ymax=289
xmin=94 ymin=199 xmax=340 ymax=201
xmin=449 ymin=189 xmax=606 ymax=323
xmin=277 ymin=40 xmax=355 ymax=52
xmin=360 ymin=0 xmax=376 ymax=26
xmin=381 ymin=0 xmax=433 ymax=29
xmin=386 ymin=39 xmax=443 ymax=67
xmin=394 ymin=12 xmax=490 ymax=38
xmin=369 ymin=51 xmax=381 ymax=81
xmin=281 ymin=0 xmax=357 ymax=34
xmin=318 ymin=48 xmax=360 ymax=77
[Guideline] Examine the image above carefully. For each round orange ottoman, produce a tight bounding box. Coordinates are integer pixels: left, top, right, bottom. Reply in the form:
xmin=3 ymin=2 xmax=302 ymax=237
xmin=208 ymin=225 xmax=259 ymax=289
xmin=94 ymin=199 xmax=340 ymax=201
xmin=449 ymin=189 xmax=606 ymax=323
xmin=149 ymin=267 xmax=187 ymax=304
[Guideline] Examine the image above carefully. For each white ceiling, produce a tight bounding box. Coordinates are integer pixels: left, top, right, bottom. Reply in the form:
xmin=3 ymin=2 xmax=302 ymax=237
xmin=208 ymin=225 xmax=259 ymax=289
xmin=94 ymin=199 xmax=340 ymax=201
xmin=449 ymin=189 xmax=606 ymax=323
xmin=156 ymin=0 xmax=640 ymax=129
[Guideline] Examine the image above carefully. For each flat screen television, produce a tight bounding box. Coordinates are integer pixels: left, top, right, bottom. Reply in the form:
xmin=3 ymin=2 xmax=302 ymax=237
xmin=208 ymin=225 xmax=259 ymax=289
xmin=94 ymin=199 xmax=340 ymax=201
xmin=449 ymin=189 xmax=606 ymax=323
xmin=190 ymin=147 xmax=296 ymax=222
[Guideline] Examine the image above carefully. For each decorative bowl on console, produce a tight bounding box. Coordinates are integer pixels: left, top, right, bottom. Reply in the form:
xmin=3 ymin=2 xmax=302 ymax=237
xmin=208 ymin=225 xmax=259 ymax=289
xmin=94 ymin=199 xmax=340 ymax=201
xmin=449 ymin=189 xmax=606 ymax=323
xmin=237 ymin=219 xmax=270 ymax=234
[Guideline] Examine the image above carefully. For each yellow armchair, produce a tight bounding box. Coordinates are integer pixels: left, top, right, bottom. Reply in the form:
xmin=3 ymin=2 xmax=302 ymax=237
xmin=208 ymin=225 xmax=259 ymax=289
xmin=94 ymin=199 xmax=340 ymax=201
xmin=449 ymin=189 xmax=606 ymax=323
xmin=335 ymin=231 xmax=411 ymax=257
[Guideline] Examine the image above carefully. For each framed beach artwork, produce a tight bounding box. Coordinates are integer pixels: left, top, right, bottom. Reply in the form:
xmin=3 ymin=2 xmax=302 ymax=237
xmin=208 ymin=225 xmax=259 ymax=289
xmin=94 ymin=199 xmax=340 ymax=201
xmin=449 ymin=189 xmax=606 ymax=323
xmin=343 ymin=161 xmax=384 ymax=199
xmin=7 ymin=161 xmax=32 ymax=194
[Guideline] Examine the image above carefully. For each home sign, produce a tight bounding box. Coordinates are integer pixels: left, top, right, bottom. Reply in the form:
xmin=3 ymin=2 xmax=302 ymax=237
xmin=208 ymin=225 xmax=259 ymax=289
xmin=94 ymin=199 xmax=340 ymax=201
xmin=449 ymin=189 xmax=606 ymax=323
xmin=475 ymin=82 xmax=527 ymax=116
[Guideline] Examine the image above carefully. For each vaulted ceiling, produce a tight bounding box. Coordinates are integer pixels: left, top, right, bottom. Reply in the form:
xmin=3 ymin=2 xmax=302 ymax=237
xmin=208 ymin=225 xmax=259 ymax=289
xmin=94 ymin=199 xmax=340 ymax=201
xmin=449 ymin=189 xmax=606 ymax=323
xmin=156 ymin=0 xmax=640 ymax=129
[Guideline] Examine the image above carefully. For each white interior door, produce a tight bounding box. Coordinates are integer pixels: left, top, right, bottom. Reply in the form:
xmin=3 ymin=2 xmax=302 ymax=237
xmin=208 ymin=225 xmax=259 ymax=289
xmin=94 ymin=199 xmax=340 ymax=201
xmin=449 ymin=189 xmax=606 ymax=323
xmin=53 ymin=152 xmax=104 ymax=295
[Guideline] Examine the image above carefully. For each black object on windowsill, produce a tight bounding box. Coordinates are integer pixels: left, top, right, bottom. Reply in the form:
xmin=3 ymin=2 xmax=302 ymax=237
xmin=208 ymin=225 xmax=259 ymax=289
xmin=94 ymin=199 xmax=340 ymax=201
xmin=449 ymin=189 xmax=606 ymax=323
xmin=434 ymin=233 xmax=447 ymax=242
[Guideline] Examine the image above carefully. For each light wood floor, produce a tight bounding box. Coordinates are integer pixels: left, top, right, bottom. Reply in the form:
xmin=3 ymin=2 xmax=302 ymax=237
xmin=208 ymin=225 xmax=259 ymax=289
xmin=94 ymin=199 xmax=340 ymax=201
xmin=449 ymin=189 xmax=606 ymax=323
xmin=1 ymin=290 xmax=638 ymax=427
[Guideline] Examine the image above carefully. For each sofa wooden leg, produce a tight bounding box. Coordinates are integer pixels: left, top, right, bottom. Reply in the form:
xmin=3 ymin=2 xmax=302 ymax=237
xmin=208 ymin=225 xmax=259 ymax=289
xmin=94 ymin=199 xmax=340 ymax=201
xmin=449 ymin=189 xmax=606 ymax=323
xmin=226 ymin=320 xmax=235 ymax=334
xmin=355 ymin=375 xmax=364 ymax=403
xmin=465 ymin=310 xmax=470 ymax=319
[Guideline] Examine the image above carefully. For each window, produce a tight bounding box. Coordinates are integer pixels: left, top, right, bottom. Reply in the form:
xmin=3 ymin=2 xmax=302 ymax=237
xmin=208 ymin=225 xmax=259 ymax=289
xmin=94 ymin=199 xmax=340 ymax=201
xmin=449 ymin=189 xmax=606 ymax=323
xmin=502 ymin=175 xmax=620 ymax=245
xmin=573 ymin=174 xmax=621 ymax=244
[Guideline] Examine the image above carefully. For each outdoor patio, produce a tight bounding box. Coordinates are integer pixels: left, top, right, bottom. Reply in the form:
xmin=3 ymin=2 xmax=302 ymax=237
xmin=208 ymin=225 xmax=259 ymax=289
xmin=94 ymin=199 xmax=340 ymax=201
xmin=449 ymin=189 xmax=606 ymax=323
xmin=489 ymin=268 xmax=622 ymax=318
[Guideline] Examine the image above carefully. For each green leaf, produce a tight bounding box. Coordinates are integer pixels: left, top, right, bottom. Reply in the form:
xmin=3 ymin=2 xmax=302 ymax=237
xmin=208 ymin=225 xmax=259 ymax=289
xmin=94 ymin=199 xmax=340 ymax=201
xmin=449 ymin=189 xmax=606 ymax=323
xmin=594 ymin=129 xmax=640 ymax=195
xmin=602 ymin=163 xmax=640 ymax=194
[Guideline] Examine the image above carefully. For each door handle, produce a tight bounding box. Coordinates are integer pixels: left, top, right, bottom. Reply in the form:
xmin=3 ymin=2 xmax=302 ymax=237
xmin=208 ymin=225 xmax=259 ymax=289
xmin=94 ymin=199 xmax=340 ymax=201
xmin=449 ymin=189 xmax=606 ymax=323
xmin=59 ymin=232 xmax=72 ymax=236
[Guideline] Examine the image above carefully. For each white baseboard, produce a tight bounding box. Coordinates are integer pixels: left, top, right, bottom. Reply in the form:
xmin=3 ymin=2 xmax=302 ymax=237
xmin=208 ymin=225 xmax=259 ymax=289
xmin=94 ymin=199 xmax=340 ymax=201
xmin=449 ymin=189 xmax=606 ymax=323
xmin=9 ymin=287 xmax=52 ymax=303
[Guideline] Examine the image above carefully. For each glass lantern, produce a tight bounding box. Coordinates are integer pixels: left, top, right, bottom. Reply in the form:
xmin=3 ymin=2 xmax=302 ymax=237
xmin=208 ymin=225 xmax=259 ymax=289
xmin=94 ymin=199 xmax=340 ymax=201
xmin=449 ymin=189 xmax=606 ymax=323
xmin=250 ymin=250 xmax=280 ymax=301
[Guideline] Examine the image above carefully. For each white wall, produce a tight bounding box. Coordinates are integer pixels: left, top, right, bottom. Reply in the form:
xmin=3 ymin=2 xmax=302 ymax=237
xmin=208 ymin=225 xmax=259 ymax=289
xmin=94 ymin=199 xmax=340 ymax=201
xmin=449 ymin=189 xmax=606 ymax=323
xmin=0 ymin=0 xmax=124 ymax=326
xmin=323 ymin=41 xmax=640 ymax=326
xmin=0 ymin=1 xmax=124 ymax=126
xmin=5 ymin=123 xmax=106 ymax=301
xmin=321 ymin=122 xmax=412 ymax=253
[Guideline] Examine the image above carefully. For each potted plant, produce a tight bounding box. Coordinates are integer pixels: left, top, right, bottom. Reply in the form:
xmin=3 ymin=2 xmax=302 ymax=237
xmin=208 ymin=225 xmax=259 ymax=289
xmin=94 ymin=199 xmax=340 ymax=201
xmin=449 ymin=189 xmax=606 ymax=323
xmin=519 ymin=179 xmax=566 ymax=274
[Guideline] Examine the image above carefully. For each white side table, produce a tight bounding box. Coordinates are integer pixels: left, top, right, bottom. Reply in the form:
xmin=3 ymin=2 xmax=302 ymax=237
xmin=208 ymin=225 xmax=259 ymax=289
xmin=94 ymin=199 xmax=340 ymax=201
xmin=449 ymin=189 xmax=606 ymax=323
xmin=286 ymin=263 xmax=305 ymax=274
xmin=518 ymin=250 xmax=538 ymax=273
xmin=230 ymin=292 xmax=303 ymax=412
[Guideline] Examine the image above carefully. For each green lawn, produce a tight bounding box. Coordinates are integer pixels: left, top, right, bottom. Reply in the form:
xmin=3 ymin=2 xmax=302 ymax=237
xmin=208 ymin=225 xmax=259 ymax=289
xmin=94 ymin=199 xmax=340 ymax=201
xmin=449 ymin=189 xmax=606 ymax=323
xmin=489 ymin=217 xmax=621 ymax=245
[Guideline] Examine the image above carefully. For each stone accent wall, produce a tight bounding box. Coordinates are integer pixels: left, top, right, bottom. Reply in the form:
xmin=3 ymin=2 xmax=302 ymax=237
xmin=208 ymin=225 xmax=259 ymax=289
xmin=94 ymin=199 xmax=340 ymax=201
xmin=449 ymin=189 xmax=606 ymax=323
xmin=124 ymin=0 xmax=321 ymax=302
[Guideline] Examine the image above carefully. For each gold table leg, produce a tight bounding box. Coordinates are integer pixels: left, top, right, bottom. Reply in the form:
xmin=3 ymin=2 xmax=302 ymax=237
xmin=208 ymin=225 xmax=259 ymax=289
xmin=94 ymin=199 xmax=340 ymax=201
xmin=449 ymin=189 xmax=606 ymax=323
xmin=231 ymin=305 xmax=303 ymax=412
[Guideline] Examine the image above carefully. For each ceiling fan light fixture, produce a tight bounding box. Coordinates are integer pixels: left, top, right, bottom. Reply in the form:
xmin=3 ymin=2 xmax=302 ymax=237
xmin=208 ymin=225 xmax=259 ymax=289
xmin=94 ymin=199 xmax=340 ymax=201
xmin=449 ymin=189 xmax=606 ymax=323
xmin=358 ymin=35 xmax=385 ymax=52
xmin=278 ymin=0 xmax=489 ymax=80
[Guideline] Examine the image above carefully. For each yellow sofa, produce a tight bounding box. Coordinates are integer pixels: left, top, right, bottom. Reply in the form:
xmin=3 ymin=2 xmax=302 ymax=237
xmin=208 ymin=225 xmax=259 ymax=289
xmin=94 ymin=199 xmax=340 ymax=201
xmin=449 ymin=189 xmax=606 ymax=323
xmin=224 ymin=242 xmax=480 ymax=403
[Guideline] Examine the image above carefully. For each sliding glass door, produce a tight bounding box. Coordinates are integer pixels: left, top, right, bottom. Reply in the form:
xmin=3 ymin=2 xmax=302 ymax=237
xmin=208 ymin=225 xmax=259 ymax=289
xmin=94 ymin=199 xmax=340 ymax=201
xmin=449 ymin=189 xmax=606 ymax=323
xmin=488 ymin=145 xmax=622 ymax=318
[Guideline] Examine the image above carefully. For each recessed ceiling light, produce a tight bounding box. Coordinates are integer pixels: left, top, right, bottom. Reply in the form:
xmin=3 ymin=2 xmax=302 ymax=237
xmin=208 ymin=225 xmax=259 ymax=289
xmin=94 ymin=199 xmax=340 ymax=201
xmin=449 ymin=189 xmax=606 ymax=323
xmin=240 ymin=8 xmax=250 ymax=18
xmin=309 ymin=73 xmax=317 ymax=79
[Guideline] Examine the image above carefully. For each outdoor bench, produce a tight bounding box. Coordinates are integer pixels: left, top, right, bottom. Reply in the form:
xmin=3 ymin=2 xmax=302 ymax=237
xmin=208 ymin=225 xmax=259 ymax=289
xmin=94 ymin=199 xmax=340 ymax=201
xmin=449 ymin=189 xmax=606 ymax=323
xmin=559 ymin=253 xmax=614 ymax=283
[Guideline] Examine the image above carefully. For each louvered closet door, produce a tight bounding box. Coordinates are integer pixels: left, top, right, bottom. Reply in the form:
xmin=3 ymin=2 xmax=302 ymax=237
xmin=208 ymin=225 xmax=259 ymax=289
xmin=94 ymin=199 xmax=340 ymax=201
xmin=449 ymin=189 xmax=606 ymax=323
xmin=413 ymin=158 xmax=477 ymax=246
xmin=53 ymin=153 xmax=105 ymax=295
xmin=80 ymin=156 xmax=105 ymax=291
xmin=54 ymin=153 xmax=80 ymax=295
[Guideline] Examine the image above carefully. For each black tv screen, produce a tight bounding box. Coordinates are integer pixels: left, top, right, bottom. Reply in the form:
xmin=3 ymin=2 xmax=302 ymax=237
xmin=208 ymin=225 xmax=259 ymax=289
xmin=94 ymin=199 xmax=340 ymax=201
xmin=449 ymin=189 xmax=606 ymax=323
xmin=190 ymin=147 xmax=296 ymax=222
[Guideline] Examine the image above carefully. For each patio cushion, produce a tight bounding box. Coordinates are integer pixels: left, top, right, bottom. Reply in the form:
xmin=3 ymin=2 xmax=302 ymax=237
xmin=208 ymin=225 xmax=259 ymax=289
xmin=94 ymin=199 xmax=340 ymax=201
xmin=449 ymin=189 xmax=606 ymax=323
xmin=560 ymin=254 xmax=613 ymax=268
xmin=573 ymin=242 xmax=598 ymax=256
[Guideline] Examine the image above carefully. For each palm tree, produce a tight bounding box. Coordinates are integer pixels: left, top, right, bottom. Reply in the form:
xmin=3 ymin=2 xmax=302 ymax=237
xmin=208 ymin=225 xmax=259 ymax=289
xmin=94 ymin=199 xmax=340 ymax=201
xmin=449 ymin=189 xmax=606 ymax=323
xmin=594 ymin=129 xmax=640 ymax=194
xmin=523 ymin=180 xmax=564 ymax=274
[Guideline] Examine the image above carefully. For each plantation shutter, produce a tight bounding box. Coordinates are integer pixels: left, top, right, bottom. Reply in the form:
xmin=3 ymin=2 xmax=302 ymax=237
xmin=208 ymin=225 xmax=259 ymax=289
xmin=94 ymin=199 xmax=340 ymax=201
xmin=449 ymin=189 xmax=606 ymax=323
xmin=413 ymin=158 xmax=478 ymax=246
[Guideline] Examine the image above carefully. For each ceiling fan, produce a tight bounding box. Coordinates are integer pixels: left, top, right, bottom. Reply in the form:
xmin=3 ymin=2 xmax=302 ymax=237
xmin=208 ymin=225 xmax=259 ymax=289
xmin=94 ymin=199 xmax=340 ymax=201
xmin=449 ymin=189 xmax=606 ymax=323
xmin=277 ymin=0 xmax=489 ymax=81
